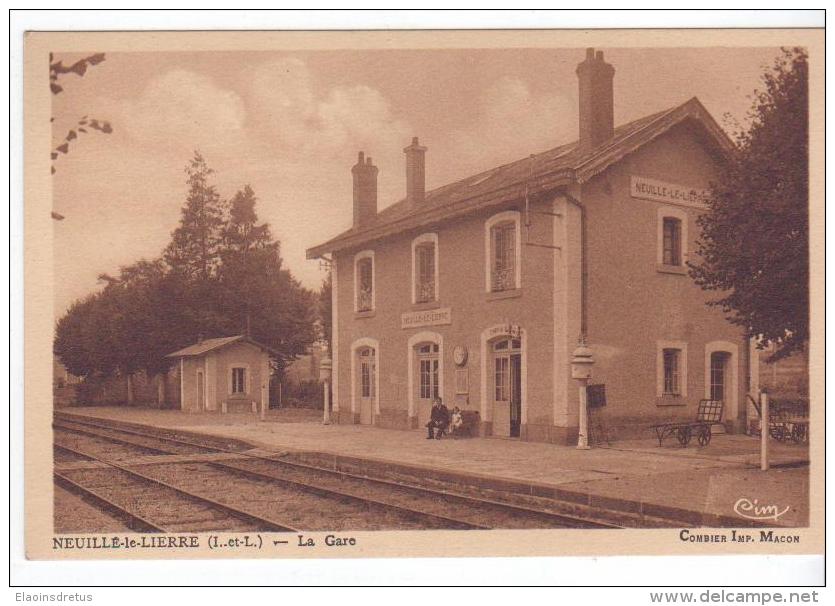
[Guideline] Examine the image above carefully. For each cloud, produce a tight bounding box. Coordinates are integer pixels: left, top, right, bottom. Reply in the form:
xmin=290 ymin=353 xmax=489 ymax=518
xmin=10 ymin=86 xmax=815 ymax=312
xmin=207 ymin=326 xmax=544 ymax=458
xmin=119 ymin=69 xmax=247 ymax=155
xmin=438 ymin=77 xmax=576 ymax=182
xmin=247 ymin=58 xmax=411 ymax=163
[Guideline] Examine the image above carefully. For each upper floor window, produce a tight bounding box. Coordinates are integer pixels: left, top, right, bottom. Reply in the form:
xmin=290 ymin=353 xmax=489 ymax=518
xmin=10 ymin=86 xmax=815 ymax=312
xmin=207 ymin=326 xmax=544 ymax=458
xmin=662 ymin=218 xmax=682 ymax=266
xmin=354 ymin=250 xmax=375 ymax=313
xmin=485 ymin=211 xmax=521 ymax=293
xmin=657 ymin=207 xmax=688 ymax=271
xmin=411 ymin=233 xmax=439 ymax=304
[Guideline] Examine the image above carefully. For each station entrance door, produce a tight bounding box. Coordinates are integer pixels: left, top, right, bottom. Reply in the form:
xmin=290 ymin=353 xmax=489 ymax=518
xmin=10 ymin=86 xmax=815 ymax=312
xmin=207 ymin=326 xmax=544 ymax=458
xmin=492 ymin=338 xmax=522 ymax=438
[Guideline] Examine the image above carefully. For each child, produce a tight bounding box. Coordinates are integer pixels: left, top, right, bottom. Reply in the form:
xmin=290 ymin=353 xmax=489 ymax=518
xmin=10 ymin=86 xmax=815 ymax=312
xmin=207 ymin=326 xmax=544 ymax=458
xmin=450 ymin=406 xmax=463 ymax=437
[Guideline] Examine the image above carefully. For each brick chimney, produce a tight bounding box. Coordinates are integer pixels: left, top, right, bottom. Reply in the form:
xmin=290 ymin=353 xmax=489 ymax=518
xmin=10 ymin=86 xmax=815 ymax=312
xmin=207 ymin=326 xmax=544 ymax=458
xmin=403 ymin=136 xmax=427 ymax=204
xmin=576 ymin=48 xmax=615 ymax=151
xmin=352 ymin=151 xmax=378 ymax=228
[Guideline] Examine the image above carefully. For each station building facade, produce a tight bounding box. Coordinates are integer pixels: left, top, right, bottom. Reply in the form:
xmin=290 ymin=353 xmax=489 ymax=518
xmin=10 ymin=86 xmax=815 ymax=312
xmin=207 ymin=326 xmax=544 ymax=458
xmin=307 ymin=48 xmax=752 ymax=444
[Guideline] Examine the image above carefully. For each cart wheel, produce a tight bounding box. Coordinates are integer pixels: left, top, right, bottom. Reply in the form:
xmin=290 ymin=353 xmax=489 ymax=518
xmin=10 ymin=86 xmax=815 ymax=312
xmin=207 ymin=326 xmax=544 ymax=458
xmin=676 ymin=426 xmax=692 ymax=446
xmin=698 ymin=427 xmax=712 ymax=447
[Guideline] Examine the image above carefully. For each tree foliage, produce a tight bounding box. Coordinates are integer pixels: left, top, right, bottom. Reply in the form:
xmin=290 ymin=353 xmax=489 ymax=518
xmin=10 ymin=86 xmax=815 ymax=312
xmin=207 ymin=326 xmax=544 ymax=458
xmin=50 ymin=53 xmax=112 ymax=174
xmin=689 ymin=48 xmax=808 ymax=361
xmin=164 ymin=153 xmax=226 ymax=280
xmin=54 ymin=153 xmax=315 ymax=380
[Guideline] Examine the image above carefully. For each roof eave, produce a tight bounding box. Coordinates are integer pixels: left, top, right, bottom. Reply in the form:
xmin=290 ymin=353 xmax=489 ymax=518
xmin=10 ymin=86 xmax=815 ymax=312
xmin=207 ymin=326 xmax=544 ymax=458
xmin=574 ymin=99 xmax=734 ymax=185
xmin=306 ymin=170 xmax=574 ymax=258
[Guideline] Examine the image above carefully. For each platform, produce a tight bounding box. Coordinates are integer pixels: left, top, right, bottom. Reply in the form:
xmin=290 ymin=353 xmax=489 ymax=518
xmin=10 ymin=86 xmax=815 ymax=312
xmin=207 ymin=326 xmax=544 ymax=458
xmin=57 ymin=406 xmax=810 ymax=527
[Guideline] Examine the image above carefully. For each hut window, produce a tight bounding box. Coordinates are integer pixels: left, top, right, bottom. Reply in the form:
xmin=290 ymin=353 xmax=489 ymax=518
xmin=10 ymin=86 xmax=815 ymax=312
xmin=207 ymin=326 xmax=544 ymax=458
xmin=232 ymin=367 xmax=246 ymax=394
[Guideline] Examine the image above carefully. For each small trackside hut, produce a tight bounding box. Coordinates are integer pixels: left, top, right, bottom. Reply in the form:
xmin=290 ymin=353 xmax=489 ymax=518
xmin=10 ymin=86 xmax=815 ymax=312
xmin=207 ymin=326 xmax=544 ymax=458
xmin=165 ymin=335 xmax=274 ymax=414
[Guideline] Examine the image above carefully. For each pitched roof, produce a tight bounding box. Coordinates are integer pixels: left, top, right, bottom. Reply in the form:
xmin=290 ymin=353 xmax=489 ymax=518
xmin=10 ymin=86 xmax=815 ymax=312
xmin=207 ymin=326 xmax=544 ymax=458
xmin=165 ymin=335 xmax=276 ymax=358
xmin=306 ymin=97 xmax=733 ymax=259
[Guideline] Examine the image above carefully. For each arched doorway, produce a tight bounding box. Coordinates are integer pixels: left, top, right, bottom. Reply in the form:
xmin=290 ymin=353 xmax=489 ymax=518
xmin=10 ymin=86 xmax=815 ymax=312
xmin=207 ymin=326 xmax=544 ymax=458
xmin=709 ymin=351 xmax=731 ymax=401
xmin=357 ymin=346 xmax=376 ymax=425
xmin=406 ymin=331 xmax=444 ymax=430
xmin=414 ymin=342 xmax=440 ymax=428
xmin=704 ymin=341 xmax=739 ymax=427
xmin=491 ymin=337 xmax=523 ymax=438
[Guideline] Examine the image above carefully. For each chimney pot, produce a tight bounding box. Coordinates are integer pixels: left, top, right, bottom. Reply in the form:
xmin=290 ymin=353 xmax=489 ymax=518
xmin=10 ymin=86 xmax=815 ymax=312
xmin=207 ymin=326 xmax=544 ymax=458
xmin=352 ymin=150 xmax=378 ymax=228
xmin=403 ymin=136 xmax=428 ymax=204
xmin=576 ymin=48 xmax=615 ymax=151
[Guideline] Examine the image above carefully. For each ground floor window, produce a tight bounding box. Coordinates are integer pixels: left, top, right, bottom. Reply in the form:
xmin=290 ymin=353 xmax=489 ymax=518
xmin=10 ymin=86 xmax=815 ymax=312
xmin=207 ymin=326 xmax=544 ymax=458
xmin=663 ymin=349 xmax=681 ymax=395
xmin=657 ymin=341 xmax=687 ymax=399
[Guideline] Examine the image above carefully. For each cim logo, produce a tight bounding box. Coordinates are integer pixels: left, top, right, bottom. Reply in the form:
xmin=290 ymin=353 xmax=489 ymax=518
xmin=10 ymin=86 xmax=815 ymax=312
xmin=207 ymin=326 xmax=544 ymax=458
xmin=733 ymin=498 xmax=790 ymax=522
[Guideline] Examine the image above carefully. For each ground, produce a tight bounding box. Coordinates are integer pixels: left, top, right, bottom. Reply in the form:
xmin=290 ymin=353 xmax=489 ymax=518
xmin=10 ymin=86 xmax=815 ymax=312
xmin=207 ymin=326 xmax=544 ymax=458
xmin=59 ymin=405 xmax=810 ymax=527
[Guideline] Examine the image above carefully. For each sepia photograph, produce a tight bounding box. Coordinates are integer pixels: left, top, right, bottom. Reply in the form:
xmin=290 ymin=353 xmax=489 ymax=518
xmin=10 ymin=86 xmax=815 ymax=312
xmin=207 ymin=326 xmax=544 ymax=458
xmin=19 ymin=21 xmax=823 ymax=577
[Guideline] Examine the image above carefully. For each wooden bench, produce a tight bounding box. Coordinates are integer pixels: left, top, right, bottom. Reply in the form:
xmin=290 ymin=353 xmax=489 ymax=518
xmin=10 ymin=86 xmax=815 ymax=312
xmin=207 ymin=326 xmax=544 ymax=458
xmin=649 ymin=399 xmax=724 ymax=447
xmin=450 ymin=410 xmax=481 ymax=438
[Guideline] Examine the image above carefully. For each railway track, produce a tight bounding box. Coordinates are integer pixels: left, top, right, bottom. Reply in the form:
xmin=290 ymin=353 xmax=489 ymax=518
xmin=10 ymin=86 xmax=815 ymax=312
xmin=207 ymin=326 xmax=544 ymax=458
xmin=55 ymin=428 xmax=461 ymax=531
xmin=53 ymin=414 xmax=621 ymax=531
xmin=54 ymin=443 xmax=298 ymax=533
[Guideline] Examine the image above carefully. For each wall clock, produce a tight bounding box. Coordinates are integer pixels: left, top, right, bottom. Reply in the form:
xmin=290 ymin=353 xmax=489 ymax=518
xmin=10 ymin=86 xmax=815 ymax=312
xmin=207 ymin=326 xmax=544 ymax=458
xmin=453 ymin=345 xmax=468 ymax=367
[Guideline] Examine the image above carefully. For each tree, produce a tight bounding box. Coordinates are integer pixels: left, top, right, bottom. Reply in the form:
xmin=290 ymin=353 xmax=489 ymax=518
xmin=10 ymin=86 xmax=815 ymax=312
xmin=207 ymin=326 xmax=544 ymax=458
xmin=164 ymin=152 xmax=226 ymax=281
xmin=50 ymin=52 xmax=112 ymax=174
xmin=54 ymin=293 xmax=117 ymax=378
xmin=689 ymin=48 xmax=808 ymax=361
xmin=55 ymin=155 xmax=317 ymax=388
xmin=216 ymin=185 xmax=316 ymax=376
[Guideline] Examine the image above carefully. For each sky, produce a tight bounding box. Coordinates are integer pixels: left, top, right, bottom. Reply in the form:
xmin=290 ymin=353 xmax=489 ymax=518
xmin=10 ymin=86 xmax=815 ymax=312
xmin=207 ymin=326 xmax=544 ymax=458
xmin=52 ymin=46 xmax=779 ymax=318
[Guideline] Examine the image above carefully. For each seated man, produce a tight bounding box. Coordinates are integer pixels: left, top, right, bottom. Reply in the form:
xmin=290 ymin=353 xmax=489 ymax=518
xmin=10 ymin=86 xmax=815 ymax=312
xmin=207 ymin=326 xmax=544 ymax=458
xmin=426 ymin=397 xmax=450 ymax=439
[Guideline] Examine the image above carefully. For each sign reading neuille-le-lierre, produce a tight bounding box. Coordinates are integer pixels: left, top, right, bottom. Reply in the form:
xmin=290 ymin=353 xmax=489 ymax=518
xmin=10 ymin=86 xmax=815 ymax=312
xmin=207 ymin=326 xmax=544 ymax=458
xmin=630 ymin=176 xmax=713 ymax=208
xmin=401 ymin=307 xmax=452 ymax=329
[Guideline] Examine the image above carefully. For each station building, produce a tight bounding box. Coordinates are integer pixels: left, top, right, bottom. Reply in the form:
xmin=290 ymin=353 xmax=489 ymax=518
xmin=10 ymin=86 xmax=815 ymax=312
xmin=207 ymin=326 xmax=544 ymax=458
xmin=307 ymin=48 xmax=753 ymax=443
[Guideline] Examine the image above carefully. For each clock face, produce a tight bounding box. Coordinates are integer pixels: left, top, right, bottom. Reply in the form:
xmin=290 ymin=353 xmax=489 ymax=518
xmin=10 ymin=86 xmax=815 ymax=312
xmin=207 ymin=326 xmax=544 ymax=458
xmin=453 ymin=346 xmax=468 ymax=367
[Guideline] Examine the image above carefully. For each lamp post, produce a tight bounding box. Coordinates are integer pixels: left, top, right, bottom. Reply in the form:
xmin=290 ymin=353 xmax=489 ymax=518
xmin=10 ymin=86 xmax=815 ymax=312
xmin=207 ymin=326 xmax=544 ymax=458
xmin=571 ymin=336 xmax=594 ymax=450
xmin=320 ymin=355 xmax=333 ymax=425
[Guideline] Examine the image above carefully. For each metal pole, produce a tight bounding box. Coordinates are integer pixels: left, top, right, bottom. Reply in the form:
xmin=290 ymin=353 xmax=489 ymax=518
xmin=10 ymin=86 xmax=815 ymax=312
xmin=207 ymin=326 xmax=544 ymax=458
xmin=760 ymin=390 xmax=769 ymax=471
xmin=323 ymin=379 xmax=331 ymax=425
xmin=577 ymin=379 xmax=590 ymax=450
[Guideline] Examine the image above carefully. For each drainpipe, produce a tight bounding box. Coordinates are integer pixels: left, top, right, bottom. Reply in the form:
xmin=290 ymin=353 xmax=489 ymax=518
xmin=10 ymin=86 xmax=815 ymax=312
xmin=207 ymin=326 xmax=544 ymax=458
xmin=563 ymin=191 xmax=588 ymax=340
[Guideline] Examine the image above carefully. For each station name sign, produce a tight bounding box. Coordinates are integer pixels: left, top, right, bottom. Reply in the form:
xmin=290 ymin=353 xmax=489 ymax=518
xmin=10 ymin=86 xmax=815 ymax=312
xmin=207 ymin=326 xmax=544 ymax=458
xmin=401 ymin=307 xmax=452 ymax=329
xmin=630 ymin=176 xmax=712 ymax=209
